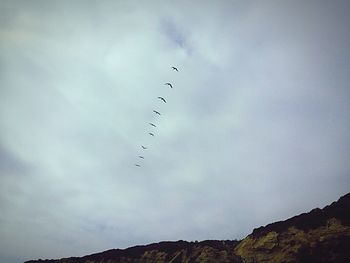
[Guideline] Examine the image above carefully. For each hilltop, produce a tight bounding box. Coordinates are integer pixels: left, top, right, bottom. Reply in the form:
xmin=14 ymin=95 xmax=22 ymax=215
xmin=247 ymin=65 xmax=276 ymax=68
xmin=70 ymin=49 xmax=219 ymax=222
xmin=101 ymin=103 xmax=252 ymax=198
xmin=26 ymin=193 xmax=350 ymax=263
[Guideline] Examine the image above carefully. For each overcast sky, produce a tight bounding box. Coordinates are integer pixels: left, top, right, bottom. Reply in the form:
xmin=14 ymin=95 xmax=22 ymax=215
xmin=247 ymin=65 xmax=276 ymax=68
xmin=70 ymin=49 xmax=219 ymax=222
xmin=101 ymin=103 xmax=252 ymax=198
xmin=1 ymin=1 xmax=350 ymax=262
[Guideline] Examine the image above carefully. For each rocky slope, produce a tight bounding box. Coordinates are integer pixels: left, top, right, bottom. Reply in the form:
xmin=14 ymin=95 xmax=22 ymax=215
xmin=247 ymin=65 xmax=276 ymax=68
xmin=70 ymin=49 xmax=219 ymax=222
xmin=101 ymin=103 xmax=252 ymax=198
xmin=26 ymin=193 xmax=350 ymax=263
xmin=235 ymin=192 xmax=350 ymax=263
xmin=25 ymin=240 xmax=242 ymax=263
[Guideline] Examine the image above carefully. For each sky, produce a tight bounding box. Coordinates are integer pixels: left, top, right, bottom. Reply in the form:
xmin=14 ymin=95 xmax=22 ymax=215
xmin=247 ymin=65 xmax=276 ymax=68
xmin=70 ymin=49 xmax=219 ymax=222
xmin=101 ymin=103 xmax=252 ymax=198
xmin=0 ymin=0 xmax=350 ymax=262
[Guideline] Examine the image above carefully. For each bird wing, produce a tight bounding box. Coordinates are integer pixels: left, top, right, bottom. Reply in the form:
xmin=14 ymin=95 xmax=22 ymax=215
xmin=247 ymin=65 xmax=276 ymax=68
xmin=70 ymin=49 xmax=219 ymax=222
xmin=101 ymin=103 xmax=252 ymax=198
xmin=158 ymin=97 xmax=166 ymax=103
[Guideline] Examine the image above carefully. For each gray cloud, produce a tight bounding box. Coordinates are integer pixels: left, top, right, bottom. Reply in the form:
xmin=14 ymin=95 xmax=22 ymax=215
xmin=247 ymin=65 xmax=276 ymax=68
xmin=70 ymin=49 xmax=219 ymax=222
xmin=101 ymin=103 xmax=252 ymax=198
xmin=1 ymin=1 xmax=350 ymax=262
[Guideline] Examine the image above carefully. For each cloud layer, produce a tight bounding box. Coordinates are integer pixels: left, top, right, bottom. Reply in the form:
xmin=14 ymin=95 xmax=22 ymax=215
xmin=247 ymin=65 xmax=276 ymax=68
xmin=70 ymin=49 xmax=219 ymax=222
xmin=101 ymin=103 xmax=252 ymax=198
xmin=1 ymin=1 xmax=350 ymax=262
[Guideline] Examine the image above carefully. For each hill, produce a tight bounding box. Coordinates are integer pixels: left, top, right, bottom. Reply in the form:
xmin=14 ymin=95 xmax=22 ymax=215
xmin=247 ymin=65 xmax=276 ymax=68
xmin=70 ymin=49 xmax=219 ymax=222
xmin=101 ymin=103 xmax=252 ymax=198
xmin=25 ymin=193 xmax=350 ymax=263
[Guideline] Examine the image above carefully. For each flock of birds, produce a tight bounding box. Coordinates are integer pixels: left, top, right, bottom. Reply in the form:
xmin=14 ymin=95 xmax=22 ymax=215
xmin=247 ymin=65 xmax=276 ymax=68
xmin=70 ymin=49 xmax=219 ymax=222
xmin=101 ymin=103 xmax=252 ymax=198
xmin=134 ymin=66 xmax=179 ymax=167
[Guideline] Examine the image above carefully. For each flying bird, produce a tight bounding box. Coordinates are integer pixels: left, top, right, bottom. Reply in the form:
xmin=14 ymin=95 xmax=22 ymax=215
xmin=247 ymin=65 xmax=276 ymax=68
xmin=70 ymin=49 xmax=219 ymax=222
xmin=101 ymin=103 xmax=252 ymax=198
xmin=172 ymin=66 xmax=178 ymax=71
xmin=141 ymin=145 xmax=147 ymax=149
xmin=164 ymin=83 xmax=173 ymax=88
xmin=153 ymin=110 xmax=161 ymax=115
xmin=158 ymin=96 xmax=167 ymax=103
xmin=139 ymin=156 xmax=144 ymax=159
xmin=149 ymin=132 xmax=154 ymax=136
xmin=149 ymin=123 xmax=156 ymax=127
xmin=135 ymin=164 xmax=141 ymax=167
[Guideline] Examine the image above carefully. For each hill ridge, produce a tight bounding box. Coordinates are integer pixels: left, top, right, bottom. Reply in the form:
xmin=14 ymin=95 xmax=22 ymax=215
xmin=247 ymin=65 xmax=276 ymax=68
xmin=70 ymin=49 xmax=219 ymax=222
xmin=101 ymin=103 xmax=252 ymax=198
xmin=25 ymin=193 xmax=350 ymax=263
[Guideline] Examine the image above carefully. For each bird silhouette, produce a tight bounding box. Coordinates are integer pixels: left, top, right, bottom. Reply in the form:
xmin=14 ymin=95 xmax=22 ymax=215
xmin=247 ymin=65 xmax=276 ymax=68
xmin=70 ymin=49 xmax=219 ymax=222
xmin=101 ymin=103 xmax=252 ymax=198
xmin=141 ymin=145 xmax=147 ymax=149
xmin=172 ymin=67 xmax=178 ymax=71
xmin=149 ymin=123 xmax=156 ymax=127
xmin=153 ymin=110 xmax=161 ymax=115
xmin=164 ymin=83 xmax=173 ymax=88
xmin=149 ymin=132 xmax=155 ymax=136
xmin=139 ymin=156 xmax=144 ymax=159
xmin=158 ymin=96 xmax=167 ymax=103
xmin=135 ymin=164 xmax=141 ymax=167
